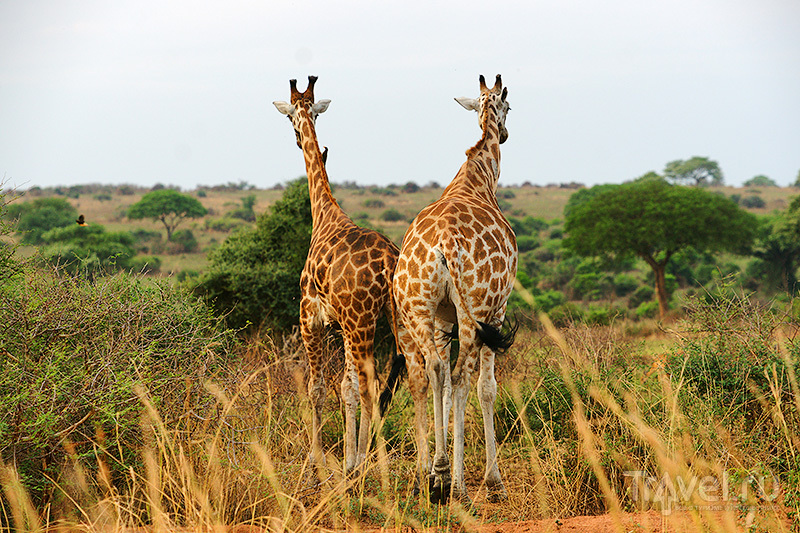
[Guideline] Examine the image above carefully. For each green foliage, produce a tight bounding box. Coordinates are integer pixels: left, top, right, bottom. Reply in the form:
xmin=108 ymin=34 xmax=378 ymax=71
xmin=362 ymin=198 xmax=385 ymax=208
xmin=751 ymin=202 xmax=800 ymax=294
xmin=170 ymin=229 xmax=198 ymax=253
xmin=629 ymin=285 xmax=655 ymax=308
xmin=564 ymin=179 xmax=756 ymax=315
xmin=228 ymin=195 xmax=256 ymax=222
xmin=0 ymin=189 xmax=20 ymax=281
xmin=612 ymin=273 xmax=639 ymax=296
xmin=127 ymin=189 xmax=208 ymax=240
xmin=740 ymin=195 xmax=766 ymax=208
xmin=635 ymin=300 xmax=658 ymax=319
xmin=508 ymin=215 xmax=549 ymax=236
xmin=38 ymin=224 xmax=138 ymax=275
xmin=195 ymin=178 xmax=312 ymax=332
xmin=379 ymin=208 xmax=405 ymax=222
xmin=743 ymin=175 xmax=777 ymax=187
xmin=516 ymin=234 xmax=539 ymax=253
xmin=0 ymin=267 xmax=233 ymax=503
xmin=663 ymin=156 xmax=724 ymax=186
xmin=6 ymin=197 xmax=78 ymax=244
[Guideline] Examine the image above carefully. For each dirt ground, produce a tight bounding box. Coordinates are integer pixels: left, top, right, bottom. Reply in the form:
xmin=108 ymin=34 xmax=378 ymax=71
xmin=222 ymin=507 xmax=791 ymax=533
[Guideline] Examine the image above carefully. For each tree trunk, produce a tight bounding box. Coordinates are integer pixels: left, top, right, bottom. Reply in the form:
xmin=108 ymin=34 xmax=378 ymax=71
xmin=652 ymin=263 xmax=669 ymax=318
xmin=641 ymin=254 xmax=670 ymax=319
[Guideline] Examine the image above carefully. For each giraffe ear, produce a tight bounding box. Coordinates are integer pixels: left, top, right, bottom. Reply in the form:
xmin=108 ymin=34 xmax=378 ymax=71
xmin=454 ymin=97 xmax=479 ymax=111
xmin=312 ymin=99 xmax=331 ymax=114
xmin=273 ymin=101 xmax=295 ymax=116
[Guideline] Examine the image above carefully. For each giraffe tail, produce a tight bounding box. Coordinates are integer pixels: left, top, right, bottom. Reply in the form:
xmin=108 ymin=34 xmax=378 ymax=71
xmin=379 ymin=349 xmax=406 ymax=417
xmin=476 ymin=318 xmax=519 ymax=355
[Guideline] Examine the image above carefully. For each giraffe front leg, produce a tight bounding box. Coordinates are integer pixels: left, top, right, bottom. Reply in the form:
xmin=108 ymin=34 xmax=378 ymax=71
xmin=477 ymin=345 xmax=507 ymax=502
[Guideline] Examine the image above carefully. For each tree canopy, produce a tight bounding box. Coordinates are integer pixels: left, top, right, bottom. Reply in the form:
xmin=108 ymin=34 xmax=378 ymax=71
xmin=127 ymin=189 xmax=207 ymax=240
xmin=194 ymin=178 xmax=312 ymax=332
xmin=564 ymin=178 xmax=756 ymax=317
xmin=6 ymin=197 xmax=77 ymax=244
xmin=663 ymin=156 xmax=724 ymax=187
xmin=743 ymin=175 xmax=778 ymax=187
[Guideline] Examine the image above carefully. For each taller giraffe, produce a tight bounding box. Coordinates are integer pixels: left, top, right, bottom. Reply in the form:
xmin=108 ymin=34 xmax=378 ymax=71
xmin=393 ymin=74 xmax=517 ymax=504
xmin=273 ymin=76 xmax=402 ymax=476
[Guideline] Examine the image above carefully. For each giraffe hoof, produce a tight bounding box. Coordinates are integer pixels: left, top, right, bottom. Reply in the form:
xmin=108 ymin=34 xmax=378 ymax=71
xmin=486 ymin=481 xmax=508 ymax=503
xmin=428 ymin=473 xmax=451 ymax=504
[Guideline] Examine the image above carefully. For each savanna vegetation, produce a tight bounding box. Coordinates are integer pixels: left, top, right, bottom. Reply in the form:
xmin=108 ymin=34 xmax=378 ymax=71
xmin=2 ymin=161 xmax=800 ymax=531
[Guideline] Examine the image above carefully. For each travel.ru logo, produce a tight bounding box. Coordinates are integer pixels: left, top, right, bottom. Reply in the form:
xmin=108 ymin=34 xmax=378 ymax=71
xmin=624 ymin=470 xmax=780 ymax=515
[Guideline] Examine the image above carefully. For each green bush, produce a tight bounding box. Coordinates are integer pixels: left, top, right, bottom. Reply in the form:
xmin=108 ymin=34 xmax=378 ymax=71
xmin=517 ymin=235 xmax=540 ymax=253
xmin=629 ymin=285 xmax=654 ymax=308
xmin=195 ymin=178 xmax=312 ymax=332
xmin=741 ymin=195 xmax=766 ymax=209
xmin=363 ymin=198 xmax=385 ymax=208
xmin=0 ymin=268 xmax=234 ymax=504
xmin=635 ymin=300 xmax=658 ymax=319
xmin=534 ymin=290 xmax=566 ymax=313
xmin=6 ymin=197 xmax=78 ymax=244
xmin=547 ymin=302 xmax=584 ymax=327
xmin=612 ymin=273 xmax=639 ymax=296
xmin=38 ymin=224 xmax=138 ymax=275
xmin=170 ymin=229 xmax=198 ymax=253
xmin=380 ymin=208 xmax=405 ymax=222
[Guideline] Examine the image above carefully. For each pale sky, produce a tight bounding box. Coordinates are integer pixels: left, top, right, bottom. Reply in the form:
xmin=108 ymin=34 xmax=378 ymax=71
xmin=1 ymin=0 xmax=799 ymax=191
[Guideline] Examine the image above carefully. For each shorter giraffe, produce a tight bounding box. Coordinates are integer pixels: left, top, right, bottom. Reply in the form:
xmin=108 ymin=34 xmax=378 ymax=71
xmin=393 ymin=75 xmax=517 ymax=504
xmin=273 ymin=76 xmax=405 ymax=477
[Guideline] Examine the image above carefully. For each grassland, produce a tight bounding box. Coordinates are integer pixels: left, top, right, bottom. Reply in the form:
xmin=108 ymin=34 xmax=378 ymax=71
xmin=2 ymin=182 xmax=799 ymax=532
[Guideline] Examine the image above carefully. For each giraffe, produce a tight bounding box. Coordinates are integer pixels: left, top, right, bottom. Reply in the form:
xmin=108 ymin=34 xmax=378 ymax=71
xmin=273 ymin=76 xmax=403 ymax=477
xmin=392 ymin=74 xmax=517 ymax=504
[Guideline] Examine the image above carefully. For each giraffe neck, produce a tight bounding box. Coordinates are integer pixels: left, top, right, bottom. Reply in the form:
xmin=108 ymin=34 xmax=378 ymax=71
xmin=443 ymin=102 xmax=503 ymax=200
xmin=297 ymin=117 xmax=347 ymax=230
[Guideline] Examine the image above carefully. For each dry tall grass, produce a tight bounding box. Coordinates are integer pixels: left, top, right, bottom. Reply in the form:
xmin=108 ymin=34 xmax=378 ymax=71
xmin=2 ymin=286 xmax=798 ymax=532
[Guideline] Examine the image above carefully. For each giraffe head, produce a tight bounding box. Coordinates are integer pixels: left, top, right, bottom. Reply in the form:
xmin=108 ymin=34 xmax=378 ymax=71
xmin=455 ymin=74 xmax=510 ymax=144
xmin=273 ymin=75 xmax=331 ymax=149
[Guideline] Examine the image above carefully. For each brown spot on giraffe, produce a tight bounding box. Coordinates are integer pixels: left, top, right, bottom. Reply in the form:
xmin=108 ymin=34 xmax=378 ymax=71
xmin=273 ymin=76 xmax=407 ymax=478
xmin=393 ymin=74 xmax=517 ymax=504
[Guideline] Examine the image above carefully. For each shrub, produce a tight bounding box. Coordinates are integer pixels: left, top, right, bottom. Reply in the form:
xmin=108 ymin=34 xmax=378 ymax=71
xmin=629 ymin=285 xmax=654 ymax=308
xmin=741 ymin=195 xmax=766 ymax=209
xmin=380 ymin=208 xmax=405 ymax=222
xmin=517 ymin=235 xmax=539 ymax=253
xmin=401 ymin=182 xmax=420 ymax=193
xmin=0 ymin=268 xmax=234 ymax=505
xmin=635 ymin=300 xmax=658 ymax=319
xmin=7 ymin=197 xmax=78 ymax=244
xmin=38 ymin=224 xmax=138 ymax=275
xmin=547 ymin=302 xmax=584 ymax=327
xmin=534 ymin=289 xmax=566 ymax=313
xmin=362 ymin=198 xmax=385 ymax=208
xmin=612 ymin=273 xmax=639 ymax=296
xmin=170 ymin=229 xmax=199 ymax=253
xmin=496 ymin=189 xmax=516 ymax=199
xmin=195 ymin=178 xmax=312 ymax=332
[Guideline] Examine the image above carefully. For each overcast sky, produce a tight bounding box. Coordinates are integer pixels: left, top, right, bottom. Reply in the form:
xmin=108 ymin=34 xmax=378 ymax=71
xmin=1 ymin=0 xmax=798 ymax=192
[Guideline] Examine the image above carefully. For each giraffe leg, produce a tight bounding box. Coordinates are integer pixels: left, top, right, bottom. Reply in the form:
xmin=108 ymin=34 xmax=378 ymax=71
xmin=477 ymin=344 xmax=507 ymax=502
xmin=396 ymin=323 xmax=430 ymax=495
xmin=300 ymin=320 xmax=327 ymax=478
xmin=354 ymin=332 xmax=377 ymax=475
xmin=340 ymin=340 xmax=359 ymax=476
xmin=427 ymin=352 xmax=451 ymax=504
xmin=434 ymin=320 xmax=454 ymax=453
xmin=450 ymin=326 xmax=480 ymax=504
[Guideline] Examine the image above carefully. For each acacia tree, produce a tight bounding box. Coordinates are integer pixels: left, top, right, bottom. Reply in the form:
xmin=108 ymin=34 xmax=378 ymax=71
xmin=664 ymin=156 xmax=724 ymax=187
xmin=127 ymin=189 xmax=207 ymax=240
xmin=753 ymin=196 xmax=800 ymax=294
xmin=564 ymin=178 xmax=756 ymax=317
